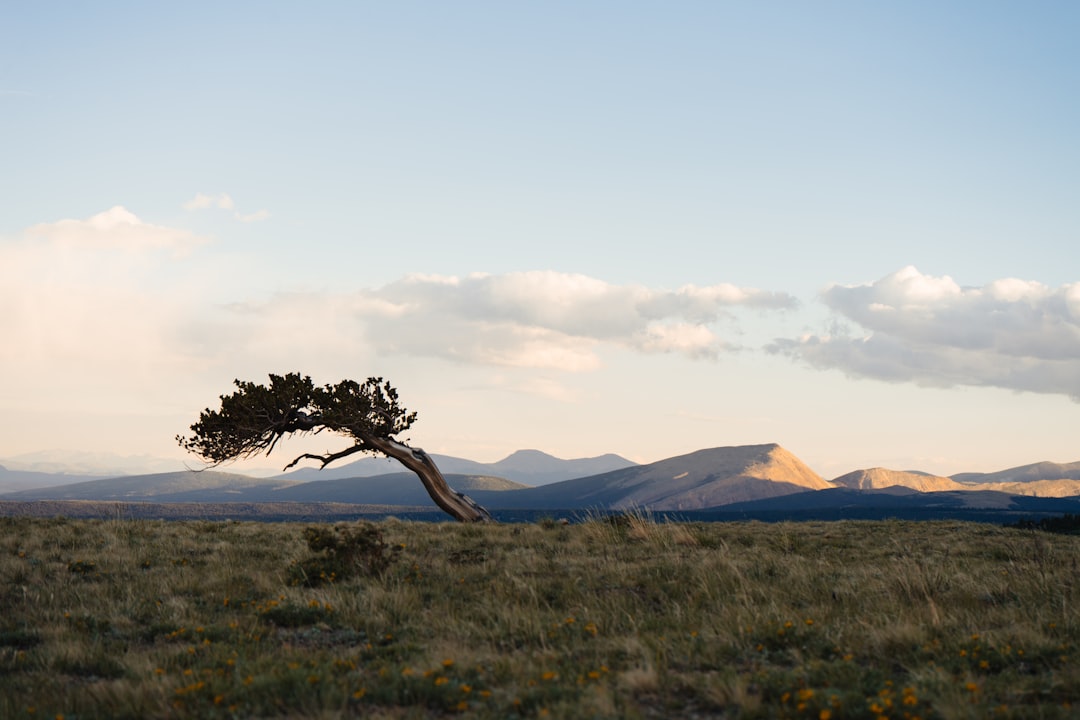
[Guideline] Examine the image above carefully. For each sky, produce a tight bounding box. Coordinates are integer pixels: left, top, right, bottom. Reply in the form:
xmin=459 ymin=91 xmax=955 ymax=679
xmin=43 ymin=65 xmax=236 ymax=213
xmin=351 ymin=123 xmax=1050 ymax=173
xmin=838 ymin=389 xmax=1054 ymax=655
xmin=2 ymin=2 xmax=1078 ymax=479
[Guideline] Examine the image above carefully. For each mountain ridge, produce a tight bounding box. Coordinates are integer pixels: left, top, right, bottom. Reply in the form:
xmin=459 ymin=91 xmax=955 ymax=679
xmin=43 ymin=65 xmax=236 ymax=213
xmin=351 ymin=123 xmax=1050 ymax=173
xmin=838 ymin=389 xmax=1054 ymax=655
xmin=832 ymin=468 xmax=964 ymax=492
xmin=952 ymin=460 xmax=1080 ymax=485
xmin=4 ymin=445 xmax=1080 ymax=514
xmin=468 ymin=443 xmax=832 ymax=511
xmin=273 ymin=449 xmax=636 ymax=486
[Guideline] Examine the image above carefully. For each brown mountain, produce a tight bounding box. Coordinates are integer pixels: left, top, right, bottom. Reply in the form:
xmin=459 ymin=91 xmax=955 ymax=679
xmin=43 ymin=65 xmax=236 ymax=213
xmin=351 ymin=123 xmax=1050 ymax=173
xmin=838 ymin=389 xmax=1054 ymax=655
xmin=953 ymin=461 xmax=1080 ymax=484
xmin=832 ymin=468 xmax=964 ymax=492
xmin=481 ymin=443 xmax=831 ymax=510
xmin=974 ymin=479 xmax=1080 ymax=498
xmin=0 ymin=470 xmax=292 ymax=501
xmin=950 ymin=461 xmax=1080 ymax=498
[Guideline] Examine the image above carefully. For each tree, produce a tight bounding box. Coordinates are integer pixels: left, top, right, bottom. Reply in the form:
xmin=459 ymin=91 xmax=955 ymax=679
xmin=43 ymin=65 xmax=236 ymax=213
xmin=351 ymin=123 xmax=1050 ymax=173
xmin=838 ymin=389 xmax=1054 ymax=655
xmin=177 ymin=373 xmax=493 ymax=522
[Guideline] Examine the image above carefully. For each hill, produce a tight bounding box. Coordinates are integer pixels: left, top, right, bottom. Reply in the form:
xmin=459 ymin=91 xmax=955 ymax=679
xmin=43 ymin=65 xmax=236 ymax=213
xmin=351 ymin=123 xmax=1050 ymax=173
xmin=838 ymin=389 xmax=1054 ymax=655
xmin=832 ymin=468 xmax=963 ymax=492
xmin=713 ymin=486 xmax=1080 ymax=518
xmin=0 ymin=467 xmax=112 ymax=494
xmin=476 ymin=443 xmax=831 ymax=510
xmin=832 ymin=464 xmax=1080 ymax=498
xmin=952 ymin=460 xmax=1080 ymax=484
xmin=275 ymin=449 xmax=636 ymax=486
xmin=975 ymin=479 xmax=1080 ymax=498
xmin=5 ymin=445 xmax=1080 ymax=517
xmin=0 ymin=470 xmax=295 ymax=501
xmin=3 ymin=471 xmax=526 ymax=507
xmin=146 ymin=473 xmax=526 ymax=506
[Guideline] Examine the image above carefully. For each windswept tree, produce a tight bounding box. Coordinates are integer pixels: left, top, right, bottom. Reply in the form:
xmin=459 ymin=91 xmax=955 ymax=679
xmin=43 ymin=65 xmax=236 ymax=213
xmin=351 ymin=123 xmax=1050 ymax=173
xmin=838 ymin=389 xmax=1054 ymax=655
xmin=177 ymin=373 xmax=493 ymax=522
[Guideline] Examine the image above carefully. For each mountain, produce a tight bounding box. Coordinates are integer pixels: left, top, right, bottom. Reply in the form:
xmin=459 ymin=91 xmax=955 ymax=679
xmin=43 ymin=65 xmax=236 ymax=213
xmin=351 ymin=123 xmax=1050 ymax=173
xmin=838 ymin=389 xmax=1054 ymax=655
xmin=0 ymin=450 xmax=184 ymax=476
xmin=150 ymin=474 xmax=526 ymax=505
xmin=5 ymin=445 xmax=1080 ymax=516
xmin=833 ymin=462 xmax=1080 ymax=498
xmin=0 ymin=471 xmax=294 ymax=501
xmin=953 ymin=461 xmax=1080 ymax=486
xmin=832 ymin=468 xmax=964 ymax=492
xmin=717 ymin=487 xmax=1080 ymax=515
xmin=940 ymin=460 xmax=1080 ymax=497
xmin=0 ymin=466 xmax=113 ymax=494
xmin=1 ymin=470 xmax=527 ymax=507
xmin=0 ymin=444 xmax=825 ymax=510
xmin=475 ymin=444 xmax=832 ymax=510
xmin=973 ymin=479 xmax=1080 ymax=498
xmin=487 ymin=450 xmax=637 ymax=485
xmin=274 ymin=449 xmax=636 ymax=486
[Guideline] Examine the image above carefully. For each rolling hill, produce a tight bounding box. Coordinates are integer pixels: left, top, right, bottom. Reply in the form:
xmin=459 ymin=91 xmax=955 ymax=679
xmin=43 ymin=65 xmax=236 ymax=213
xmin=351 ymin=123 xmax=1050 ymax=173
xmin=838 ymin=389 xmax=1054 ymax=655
xmin=952 ymin=460 xmax=1080 ymax=484
xmin=950 ymin=461 xmax=1080 ymax=497
xmin=715 ymin=487 xmax=1080 ymax=517
xmin=0 ymin=470 xmax=294 ymax=501
xmin=274 ymin=449 xmax=636 ymax=486
xmin=474 ymin=443 xmax=832 ymax=510
xmin=832 ymin=468 xmax=964 ymax=492
xmin=142 ymin=473 xmax=526 ymax=506
xmin=4 ymin=445 xmax=1080 ymax=518
xmin=0 ymin=466 xmax=112 ymax=494
xmin=831 ymin=462 xmax=1080 ymax=498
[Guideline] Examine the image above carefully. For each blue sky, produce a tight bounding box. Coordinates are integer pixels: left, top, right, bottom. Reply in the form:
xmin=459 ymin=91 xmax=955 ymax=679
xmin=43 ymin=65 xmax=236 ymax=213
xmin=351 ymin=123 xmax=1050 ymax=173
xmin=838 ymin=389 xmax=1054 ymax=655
xmin=2 ymin=2 xmax=1078 ymax=477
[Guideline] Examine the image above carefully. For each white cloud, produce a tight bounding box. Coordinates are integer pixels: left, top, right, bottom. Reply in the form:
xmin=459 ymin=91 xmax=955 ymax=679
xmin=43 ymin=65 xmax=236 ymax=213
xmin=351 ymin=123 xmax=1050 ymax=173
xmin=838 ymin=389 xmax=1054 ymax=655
xmin=183 ymin=192 xmax=268 ymax=222
xmin=346 ymin=271 xmax=796 ymax=370
xmin=218 ymin=271 xmax=797 ymax=373
xmin=235 ymin=209 xmax=270 ymax=223
xmin=26 ymin=205 xmax=204 ymax=253
xmin=1 ymin=207 xmax=797 ymax=461
xmin=769 ymin=266 xmax=1080 ymax=399
xmin=0 ymin=208 xmax=213 ymax=414
xmin=183 ymin=192 xmax=234 ymax=211
xmin=634 ymin=322 xmax=720 ymax=358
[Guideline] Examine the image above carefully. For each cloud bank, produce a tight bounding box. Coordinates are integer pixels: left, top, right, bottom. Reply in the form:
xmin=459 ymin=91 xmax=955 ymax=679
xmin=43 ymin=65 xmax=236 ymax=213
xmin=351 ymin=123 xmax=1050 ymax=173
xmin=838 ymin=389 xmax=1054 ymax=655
xmin=9 ymin=206 xmax=1077 ymax=426
xmin=1 ymin=207 xmax=798 ymax=422
xmin=0 ymin=207 xmax=213 ymax=412
xmin=770 ymin=266 xmax=1080 ymax=399
xmin=236 ymin=272 xmax=799 ymax=372
xmin=27 ymin=205 xmax=203 ymax=252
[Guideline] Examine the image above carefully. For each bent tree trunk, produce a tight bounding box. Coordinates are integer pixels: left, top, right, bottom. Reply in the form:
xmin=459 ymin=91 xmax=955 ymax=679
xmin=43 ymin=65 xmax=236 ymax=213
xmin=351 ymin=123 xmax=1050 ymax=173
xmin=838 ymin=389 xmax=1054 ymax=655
xmin=364 ymin=436 xmax=493 ymax=523
xmin=285 ymin=435 xmax=493 ymax=522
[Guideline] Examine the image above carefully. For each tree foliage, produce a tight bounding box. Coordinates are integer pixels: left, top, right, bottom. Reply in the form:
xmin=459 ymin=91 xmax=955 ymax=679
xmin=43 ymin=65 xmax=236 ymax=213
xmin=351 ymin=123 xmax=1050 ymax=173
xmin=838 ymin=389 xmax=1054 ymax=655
xmin=177 ymin=373 xmax=415 ymax=468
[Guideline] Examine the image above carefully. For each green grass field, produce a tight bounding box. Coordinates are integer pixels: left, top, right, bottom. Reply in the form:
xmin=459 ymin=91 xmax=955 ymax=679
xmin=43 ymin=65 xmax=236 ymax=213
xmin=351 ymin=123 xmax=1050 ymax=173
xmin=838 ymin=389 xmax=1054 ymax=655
xmin=1 ymin=515 xmax=1077 ymax=718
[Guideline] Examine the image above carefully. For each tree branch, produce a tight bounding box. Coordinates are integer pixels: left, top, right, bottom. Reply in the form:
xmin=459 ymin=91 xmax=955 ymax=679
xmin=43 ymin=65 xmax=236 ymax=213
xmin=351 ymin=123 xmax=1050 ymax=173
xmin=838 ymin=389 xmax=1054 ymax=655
xmin=282 ymin=443 xmax=371 ymax=471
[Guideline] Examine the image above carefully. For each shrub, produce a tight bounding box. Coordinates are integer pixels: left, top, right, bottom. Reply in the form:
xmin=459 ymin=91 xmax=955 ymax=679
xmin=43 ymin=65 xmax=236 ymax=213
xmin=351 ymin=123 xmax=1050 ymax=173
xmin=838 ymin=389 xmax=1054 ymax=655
xmin=289 ymin=522 xmax=396 ymax=586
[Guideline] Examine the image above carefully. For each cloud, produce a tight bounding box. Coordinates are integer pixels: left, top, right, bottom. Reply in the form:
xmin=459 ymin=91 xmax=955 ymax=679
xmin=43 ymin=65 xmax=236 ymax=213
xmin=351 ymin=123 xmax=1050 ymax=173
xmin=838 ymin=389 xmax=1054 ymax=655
xmin=225 ymin=271 xmax=798 ymax=372
xmin=351 ymin=271 xmax=796 ymax=370
xmin=235 ymin=209 xmax=270 ymax=223
xmin=183 ymin=192 xmax=268 ymax=222
xmin=1 ymin=207 xmax=796 ymax=436
xmin=769 ymin=266 xmax=1080 ymax=399
xmin=0 ymin=208 xmax=214 ymax=412
xmin=26 ymin=205 xmax=204 ymax=253
xmin=183 ymin=192 xmax=235 ymax=211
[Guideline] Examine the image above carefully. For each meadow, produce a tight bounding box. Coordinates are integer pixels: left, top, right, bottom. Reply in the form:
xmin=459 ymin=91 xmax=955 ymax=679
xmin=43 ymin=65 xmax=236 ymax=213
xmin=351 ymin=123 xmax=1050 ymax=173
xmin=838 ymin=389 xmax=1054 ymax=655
xmin=0 ymin=514 xmax=1077 ymax=719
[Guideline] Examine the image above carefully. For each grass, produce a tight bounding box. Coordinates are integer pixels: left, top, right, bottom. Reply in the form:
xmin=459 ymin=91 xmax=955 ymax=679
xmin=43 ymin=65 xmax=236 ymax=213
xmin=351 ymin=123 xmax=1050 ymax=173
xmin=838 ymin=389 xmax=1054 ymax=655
xmin=0 ymin=514 xmax=1078 ymax=718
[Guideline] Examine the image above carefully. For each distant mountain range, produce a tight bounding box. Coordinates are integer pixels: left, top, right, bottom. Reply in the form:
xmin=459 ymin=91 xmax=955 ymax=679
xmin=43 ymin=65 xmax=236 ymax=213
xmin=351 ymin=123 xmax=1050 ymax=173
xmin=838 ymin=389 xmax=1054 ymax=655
xmin=271 ymin=449 xmax=636 ymax=486
xmin=4 ymin=444 xmax=1080 ymax=520
xmin=0 ymin=450 xmax=184 ymax=476
xmin=464 ymin=444 xmax=831 ymax=511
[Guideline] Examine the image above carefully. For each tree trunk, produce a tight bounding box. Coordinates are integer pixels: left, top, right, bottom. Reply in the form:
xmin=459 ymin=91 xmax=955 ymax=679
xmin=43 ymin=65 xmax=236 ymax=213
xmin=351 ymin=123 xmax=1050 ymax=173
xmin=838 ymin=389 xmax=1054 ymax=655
xmin=362 ymin=435 xmax=494 ymax=522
